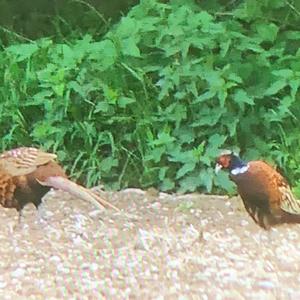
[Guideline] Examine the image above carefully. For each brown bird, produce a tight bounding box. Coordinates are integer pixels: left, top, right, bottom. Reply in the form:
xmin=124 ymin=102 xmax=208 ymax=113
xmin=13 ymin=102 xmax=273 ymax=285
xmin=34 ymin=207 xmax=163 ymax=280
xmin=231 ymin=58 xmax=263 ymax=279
xmin=0 ymin=147 xmax=118 ymax=222
xmin=215 ymin=150 xmax=300 ymax=229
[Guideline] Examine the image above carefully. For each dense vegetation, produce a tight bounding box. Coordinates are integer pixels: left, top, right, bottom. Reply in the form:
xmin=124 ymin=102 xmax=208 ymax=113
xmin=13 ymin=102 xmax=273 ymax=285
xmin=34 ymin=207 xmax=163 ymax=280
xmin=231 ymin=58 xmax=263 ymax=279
xmin=1 ymin=0 xmax=300 ymax=194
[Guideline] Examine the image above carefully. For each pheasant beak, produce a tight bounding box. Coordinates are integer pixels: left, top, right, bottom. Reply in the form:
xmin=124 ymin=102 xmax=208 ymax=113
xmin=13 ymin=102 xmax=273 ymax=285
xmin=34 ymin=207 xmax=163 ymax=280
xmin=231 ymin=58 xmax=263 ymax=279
xmin=215 ymin=163 xmax=223 ymax=174
xmin=36 ymin=178 xmax=49 ymax=186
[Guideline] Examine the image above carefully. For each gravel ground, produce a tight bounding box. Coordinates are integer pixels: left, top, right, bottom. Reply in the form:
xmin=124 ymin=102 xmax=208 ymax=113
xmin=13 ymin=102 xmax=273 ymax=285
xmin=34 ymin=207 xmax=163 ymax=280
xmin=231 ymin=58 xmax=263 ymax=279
xmin=0 ymin=188 xmax=299 ymax=299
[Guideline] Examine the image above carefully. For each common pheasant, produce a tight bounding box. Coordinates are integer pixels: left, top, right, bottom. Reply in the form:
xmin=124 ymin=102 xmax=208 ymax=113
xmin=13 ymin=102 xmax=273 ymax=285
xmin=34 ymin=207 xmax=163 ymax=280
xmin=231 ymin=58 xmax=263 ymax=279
xmin=215 ymin=151 xmax=300 ymax=229
xmin=0 ymin=147 xmax=117 ymax=222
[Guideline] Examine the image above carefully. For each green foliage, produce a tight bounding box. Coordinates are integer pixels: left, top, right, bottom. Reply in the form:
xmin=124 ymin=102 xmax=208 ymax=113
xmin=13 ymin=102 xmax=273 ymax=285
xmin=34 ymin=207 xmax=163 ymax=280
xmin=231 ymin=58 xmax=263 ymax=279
xmin=1 ymin=0 xmax=300 ymax=193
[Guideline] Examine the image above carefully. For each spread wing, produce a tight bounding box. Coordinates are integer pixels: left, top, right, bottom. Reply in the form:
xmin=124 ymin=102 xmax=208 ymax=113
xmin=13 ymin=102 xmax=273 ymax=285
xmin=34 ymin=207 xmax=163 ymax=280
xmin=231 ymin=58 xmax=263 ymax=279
xmin=0 ymin=147 xmax=57 ymax=176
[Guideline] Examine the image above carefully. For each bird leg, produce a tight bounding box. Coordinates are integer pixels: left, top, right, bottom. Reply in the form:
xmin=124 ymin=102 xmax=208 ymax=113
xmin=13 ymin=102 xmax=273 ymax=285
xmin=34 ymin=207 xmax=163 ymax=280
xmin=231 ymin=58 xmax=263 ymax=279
xmin=36 ymin=176 xmax=119 ymax=211
xmin=17 ymin=208 xmax=24 ymax=225
xmin=12 ymin=207 xmax=26 ymax=231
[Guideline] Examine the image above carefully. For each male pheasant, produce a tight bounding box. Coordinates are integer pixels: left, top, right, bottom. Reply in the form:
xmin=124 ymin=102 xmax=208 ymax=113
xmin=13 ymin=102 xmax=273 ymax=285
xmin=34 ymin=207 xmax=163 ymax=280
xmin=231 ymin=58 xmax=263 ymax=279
xmin=215 ymin=151 xmax=300 ymax=229
xmin=0 ymin=147 xmax=117 ymax=222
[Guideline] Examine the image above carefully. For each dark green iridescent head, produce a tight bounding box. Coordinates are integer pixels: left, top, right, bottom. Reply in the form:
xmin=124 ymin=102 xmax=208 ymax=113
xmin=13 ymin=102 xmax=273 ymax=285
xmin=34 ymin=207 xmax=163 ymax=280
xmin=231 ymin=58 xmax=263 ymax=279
xmin=215 ymin=150 xmax=247 ymax=173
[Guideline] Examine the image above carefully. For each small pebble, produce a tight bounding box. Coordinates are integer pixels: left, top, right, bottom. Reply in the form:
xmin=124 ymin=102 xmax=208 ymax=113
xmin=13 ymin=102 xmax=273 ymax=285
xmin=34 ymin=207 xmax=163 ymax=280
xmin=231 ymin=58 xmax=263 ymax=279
xmin=11 ymin=268 xmax=25 ymax=278
xmin=257 ymin=280 xmax=276 ymax=289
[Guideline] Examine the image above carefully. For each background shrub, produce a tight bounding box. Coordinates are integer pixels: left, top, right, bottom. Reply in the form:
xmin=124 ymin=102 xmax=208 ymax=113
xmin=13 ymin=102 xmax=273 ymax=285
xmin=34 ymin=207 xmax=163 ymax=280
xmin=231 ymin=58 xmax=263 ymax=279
xmin=1 ymin=0 xmax=300 ymax=194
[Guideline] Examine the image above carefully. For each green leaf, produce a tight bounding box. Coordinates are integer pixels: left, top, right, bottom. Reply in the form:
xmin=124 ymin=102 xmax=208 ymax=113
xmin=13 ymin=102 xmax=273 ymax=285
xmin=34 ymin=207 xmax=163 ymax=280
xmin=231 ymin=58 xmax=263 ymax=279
xmin=206 ymin=134 xmax=227 ymax=157
xmin=68 ymin=81 xmax=86 ymax=97
xmin=153 ymin=132 xmax=175 ymax=146
xmin=159 ymin=167 xmax=168 ymax=181
xmin=168 ymin=149 xmax=196 ymax=164
xmin=53 ymin=83 xmax=65 ymax=97
xmin=256 ymin=23 xmax=279 ymax=42
xmin=116 ymin=17 xmax=138 ymax=38
xmin=25 ymin=90 xmax=53 ymax=106
xmin=121 ymin=37 xmax=141 ymax=57
xmin=285 ymin=31 xmax=300 ymax=40
xmin=220 ymin=40 xmax=231 ymax=57
xmin=199 ymin=169 xmax=213 ymax=192
xmin=272 ymin=69 xmax=293 ymax=78
xmin=234 ymin=89 xmax=254 ymax=105
xmin=175 ymin=127 xmax=195 ymax=144
xmin=192 ymin=107 xmax=223 ymax=127
xmin=195 ymin=90 xmax=216 ymax=103
xmin=32 ymin=123 xmax=61 ymax=139
xmin=100 ymin=157 xmax=118 ymax=173
xmin=7 ymin=43 xmax=39 ymax=62
xmin=265 ymin=80 xmax=286 ymax=95
xmin=289 ymin=79 xmax=300 ymax=99
xmin=118 ymin=97 xmax=136 ymax=108
xmin=145 ymin=146 xmax=166 ymax=163
xmin=89 ymin=40 xmax=117 ymax=71
xmin=218 ymin=89 xmax=227 ymax=107
xmin=228 ymin=73 xmax=243 ymax=84
xmin=95 ymin=102 xmax=109 ymax=113
xmin=179 ymin=175 xmax=199 ymax=193
xmin=214 ymin=171 xmax=235 ymax=193
xmin=198 ymin=11 xmax=213 ymax=27
xmin=161 ymin=178 xmax=175 ymax=191
xmin=176 ymin=162 xmax=196 ymax=179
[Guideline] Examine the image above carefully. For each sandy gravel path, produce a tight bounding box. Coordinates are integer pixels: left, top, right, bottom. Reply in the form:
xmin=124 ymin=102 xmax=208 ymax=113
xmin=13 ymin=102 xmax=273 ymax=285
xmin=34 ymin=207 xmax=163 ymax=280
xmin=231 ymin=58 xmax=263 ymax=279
xmin=0 ymin=188 xmax=299 ymax=299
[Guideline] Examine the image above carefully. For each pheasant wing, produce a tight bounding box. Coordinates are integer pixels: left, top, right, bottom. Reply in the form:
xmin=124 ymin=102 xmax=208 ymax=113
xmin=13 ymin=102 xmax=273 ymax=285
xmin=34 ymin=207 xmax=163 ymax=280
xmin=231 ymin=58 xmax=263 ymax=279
xmin=273 ymin=172 xmax=300 ymax=215
xmin=279 ymin=184 xmax=300 ymax=214
xmin=0 ymin=147 xmax=57 ymax=176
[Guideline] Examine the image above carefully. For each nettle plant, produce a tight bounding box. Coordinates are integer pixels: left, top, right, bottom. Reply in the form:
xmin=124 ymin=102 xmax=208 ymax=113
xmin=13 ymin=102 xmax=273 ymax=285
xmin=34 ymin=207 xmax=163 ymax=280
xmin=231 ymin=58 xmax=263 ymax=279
xmin=1 ymin=0 xmax=300 ymax=193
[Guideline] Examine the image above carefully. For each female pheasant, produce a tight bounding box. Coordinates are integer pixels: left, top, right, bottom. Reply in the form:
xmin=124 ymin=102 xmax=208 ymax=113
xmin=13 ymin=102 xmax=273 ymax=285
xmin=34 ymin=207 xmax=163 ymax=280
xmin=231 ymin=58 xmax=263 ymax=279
xmin=215 ymin=151 xmax=300 ymax=229
xmin=0 ymin=147 xmax=117 ymax=222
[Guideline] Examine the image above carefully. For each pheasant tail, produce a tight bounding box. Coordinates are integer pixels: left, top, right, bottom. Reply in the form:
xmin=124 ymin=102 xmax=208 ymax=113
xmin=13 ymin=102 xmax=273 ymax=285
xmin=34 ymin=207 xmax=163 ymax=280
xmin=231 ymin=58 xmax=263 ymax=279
xmin=36 ymin=176 xmax=119 ymax=211
xmin=279 ymin=185 xmax=300 ymax=215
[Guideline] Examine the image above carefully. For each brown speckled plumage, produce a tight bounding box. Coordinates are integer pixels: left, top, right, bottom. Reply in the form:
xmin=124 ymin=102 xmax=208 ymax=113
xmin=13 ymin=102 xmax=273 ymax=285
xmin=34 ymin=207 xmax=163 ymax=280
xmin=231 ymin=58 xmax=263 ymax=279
xmin=0 ymin=147 xmax=118 ymax=221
